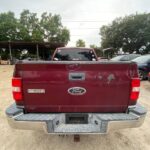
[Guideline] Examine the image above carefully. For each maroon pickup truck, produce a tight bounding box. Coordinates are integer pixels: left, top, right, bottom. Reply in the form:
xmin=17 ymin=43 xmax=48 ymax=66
xmin=6 ymin=47 xmax=147 ymax=134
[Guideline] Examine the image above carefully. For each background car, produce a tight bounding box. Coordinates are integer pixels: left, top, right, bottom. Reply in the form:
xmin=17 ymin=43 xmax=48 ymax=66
xmin=132 ymin=55 xmax=150 ymax=80
xmin=148 ymin=72 xmax=150 ymax=81
xmin=111 ymin=54 xmax=141 ymax=61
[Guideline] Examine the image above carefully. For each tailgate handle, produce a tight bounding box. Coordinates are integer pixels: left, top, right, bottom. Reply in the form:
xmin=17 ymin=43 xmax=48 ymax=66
xmin=69 ymin=73 xmax=85 ymax=81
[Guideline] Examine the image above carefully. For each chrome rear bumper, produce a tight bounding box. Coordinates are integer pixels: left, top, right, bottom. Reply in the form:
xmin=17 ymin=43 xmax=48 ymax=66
xmin=6 ymin=103 xmax=147 ymax=134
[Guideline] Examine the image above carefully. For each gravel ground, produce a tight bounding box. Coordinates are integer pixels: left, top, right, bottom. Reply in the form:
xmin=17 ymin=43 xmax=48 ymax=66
xmin=0 ymin=65 xmax=150 ymax=150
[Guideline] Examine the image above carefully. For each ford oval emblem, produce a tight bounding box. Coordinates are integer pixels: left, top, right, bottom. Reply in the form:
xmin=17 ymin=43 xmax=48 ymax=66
xmin=68 ymin=87 xmax=86 ymax=95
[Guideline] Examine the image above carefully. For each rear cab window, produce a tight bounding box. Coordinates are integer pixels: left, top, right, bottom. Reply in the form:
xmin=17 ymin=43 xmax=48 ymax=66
xmin=53 ymin=48 xmax=97 ymax=61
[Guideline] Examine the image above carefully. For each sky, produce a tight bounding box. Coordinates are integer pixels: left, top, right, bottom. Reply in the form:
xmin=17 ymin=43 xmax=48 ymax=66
xmin=0 ymin=0 xmax=150 ymax=47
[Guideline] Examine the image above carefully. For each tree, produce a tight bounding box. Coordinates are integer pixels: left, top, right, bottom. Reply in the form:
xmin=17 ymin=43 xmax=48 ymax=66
xmin=40 ymin=12 xmax=70 ymax=44
xmin=0 ymin=12 xmax=19 ymax=41
xmin=100 ymin=13 xmax=150 ymax=54
xmin=76 ymin=39 xmax=86 ymax=47
xmin=0 ymin=10 xmax=70 ymax=44
xmin=19 ymin=10 xmax=42 ymax=41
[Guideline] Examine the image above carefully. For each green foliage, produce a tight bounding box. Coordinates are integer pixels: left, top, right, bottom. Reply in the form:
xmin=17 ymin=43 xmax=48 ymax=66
xmin=40 ymin=12 xmax=70 ymax=44
xmin=0 ymin=49 xmax=9 ymax=59
xmin=19 ymin=10 xmax=41 ymax=41
xmin=0 ymin=12 xmax=19 ymax=41
xmin=76 ymin=39 xmax=86 ymax=47
xmin=90 ymin=44 xmax=97 ymax=49
xmin=100 ymin=13 xmax=150 ymax=54
xmin=0 ymin=10 xmax=70 ymax=44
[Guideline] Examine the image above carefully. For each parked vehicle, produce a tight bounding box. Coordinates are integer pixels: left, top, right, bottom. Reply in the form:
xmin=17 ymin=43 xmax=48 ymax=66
xmin=111 ymin=54 xmax=140 ymax=61
xmin=148 ymin=72 xmax=150 ymax=81
xmin=132 ymin=55 xmax=150 ymax=80
xmin=6 ymin=47 xmax=147 ymax=135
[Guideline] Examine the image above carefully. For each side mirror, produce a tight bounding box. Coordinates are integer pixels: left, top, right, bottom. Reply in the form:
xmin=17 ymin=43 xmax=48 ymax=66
xmin=53 ymin=57 xmax=59 ymax=61
xmin=92 ymin=58 xmax=96 ymax=61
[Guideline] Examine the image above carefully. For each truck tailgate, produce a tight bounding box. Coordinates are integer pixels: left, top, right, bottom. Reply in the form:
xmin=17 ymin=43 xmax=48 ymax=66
xmin=15 ymin=61 xmax=137 ymax=113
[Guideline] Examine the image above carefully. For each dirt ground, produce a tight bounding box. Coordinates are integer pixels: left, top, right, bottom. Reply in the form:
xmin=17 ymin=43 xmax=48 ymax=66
xmin=0 ymin=65 xmax=150 ymax=150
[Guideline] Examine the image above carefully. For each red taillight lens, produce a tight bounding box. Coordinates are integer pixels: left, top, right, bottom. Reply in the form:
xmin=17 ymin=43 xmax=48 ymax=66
xmin=130 ymin=78 xmax=140 ymax=101
xmin=12 ymin=78 xmax=22 ymax=101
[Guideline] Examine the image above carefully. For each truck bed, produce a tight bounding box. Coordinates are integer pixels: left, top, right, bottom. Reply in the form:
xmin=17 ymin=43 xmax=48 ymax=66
xmin=14 ymin=61 xmax=138 ymax=113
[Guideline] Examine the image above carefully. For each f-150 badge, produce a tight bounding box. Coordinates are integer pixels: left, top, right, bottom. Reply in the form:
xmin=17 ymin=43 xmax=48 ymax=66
xmin=27 ymin=89 xmax=45 ymax=94
xmin=68 ymin=87 xmax=86 ymax=95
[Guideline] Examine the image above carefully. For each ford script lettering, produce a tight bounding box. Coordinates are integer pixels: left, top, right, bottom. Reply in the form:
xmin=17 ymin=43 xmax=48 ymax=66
xmin=68 ymin=87 xmax=86 ymax=95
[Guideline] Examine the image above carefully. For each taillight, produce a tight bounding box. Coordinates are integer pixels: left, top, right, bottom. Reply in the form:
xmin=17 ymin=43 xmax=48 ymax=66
xmin=130 ymin=78 xmax=140 ymax=101
xmin=12 ymin=77 xmax=22 ymax=101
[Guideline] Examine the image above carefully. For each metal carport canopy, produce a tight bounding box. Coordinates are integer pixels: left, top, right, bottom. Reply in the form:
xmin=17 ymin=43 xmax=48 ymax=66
xmin=0 ymin=41 xmax=65 ymax=61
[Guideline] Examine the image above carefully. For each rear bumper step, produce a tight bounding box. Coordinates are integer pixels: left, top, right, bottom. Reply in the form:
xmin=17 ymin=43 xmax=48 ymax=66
xmin=6 ymin=103 xmax=147 ymax=134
